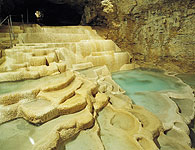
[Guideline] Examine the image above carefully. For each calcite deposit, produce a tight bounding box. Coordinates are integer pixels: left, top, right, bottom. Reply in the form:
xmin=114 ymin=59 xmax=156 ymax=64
xmin=0 ymin=65 xmax=165 ymax=150
xmin=0 ymin=25 xmax=130 ymax=78
xmin=112 ymin=69 xmax=195 ymax=150
xmin=0 ymin=24 xmax=194 ymax=150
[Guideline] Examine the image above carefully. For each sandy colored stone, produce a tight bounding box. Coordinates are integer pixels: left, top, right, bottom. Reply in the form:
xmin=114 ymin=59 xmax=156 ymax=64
xmin=171 ymin=97 xmax=195 ymax=124
xmin=120 ymin=63 xmax=140 ymax=71
xmin=32 ymin=108 xmax=94 ymax=150
xmin=97 ymin=104 xmax=158 ymax=150
xmin=0 ymin=71 xmax=39 ymax=82
xmin=41 ymin=71 xmax=75 ymax=92
xmin=27 ymin=63 xmax=60 ymax=77
xmin=72 ymin=62 xmax=94 ymax=70
xmin=58 ymin=94 xmax=87 ymax=115
xmin=129 ymin=105 xmax=163 ymax=138
xmin=98 ymin=76 xmax=125 ymax=94
xmin=0 ymin=89 xmax=40 ymax=106
xmin=56 ymin=62 xmax=67 ymax=73
xmin=93 ymin=92 xmax=109 ymax=111
xmin=65 ymin=122 xmax=104 ymax=150
xmin=37 ymin=78 xmax=83 ymax=105
xmin=0 ymin=103 xmax=20 ymax=123
xmin=93 ymin=65 xmax=111 ymax=77
xmin=109 ymin=93 xmax=133 ymax=111
xmin=45 ymin=52 xmax=58 ymax=64
xmin=19 ymin=99 xmax=58 ymax=124
xmin=158 ymin=132 xmax=192 ymax=150
xmin=29 ymin=56 xmax=47 ymax=66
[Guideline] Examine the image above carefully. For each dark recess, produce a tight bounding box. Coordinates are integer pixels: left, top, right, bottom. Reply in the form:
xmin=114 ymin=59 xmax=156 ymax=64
xmin=0 ymin=0 xmax=83 ymax=26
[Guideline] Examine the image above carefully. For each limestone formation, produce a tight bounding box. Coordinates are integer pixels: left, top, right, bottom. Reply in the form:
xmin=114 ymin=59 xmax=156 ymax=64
xmin=0 ymin=24 xmax=194 ymax=150
xmin=0 ymin=25 xmax=131 ymax=82
xmin=0 ymin=63 xmax=164 ymax=150
xmin=82 ymin=0 xmax=195 ymax=72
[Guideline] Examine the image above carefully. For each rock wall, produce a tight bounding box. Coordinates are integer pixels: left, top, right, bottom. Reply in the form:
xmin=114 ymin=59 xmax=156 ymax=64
xmin=82 ymin=0 xmax=195 ymax=72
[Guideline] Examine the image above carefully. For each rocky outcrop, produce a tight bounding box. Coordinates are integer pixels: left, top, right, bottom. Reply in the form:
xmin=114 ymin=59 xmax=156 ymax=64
xmin=82 ymin=0 xmax=195 ymax=72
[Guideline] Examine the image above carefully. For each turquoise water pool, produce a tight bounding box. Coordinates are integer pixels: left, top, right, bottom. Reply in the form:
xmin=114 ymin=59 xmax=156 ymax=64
xmin=112 ymin=69 xmax=192 ymax=120
xmin=112 ymin=69 xmax=185 ymax=96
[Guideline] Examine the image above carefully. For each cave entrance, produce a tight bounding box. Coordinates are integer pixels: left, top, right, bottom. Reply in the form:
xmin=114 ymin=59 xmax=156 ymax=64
xmin=3 ymin=0 xmax=83 ymax=26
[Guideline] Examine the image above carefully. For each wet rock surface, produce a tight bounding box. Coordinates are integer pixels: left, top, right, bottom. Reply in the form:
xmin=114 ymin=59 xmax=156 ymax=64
xmin=0 ymin=66 xmax=165 ymax=150
xmin=112 ymin=69 xmax=195 ymax=150
xmin=0 ymin=24 xmax=194 ymax=150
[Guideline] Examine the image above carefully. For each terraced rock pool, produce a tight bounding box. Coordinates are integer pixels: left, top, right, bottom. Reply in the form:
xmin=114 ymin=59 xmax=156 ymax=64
xmin=112 ymin=69 xmax=191 ymax=112
xmin=112 ymin=68 xmax=195 ymax=149
xmin=0 ymin=68 xmax=194 ymax=150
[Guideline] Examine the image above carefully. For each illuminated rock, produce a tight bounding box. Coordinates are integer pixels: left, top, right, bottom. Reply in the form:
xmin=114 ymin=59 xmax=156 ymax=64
xmin=0 ymin=25 xmax=193 ymax=150
xmin=0 ymin=66 xmax=163 ymax=150
xmin=0 ymin=25 xmax=131 ymax=76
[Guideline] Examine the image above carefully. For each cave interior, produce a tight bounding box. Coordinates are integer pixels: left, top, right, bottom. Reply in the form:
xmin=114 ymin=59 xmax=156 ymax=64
xmin=0 ymin=0 xmax=83 ymax=26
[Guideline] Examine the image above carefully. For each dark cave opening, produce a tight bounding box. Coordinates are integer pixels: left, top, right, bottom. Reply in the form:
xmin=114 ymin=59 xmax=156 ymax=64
xmin=0 ymin=0 xmax=83 ymax=26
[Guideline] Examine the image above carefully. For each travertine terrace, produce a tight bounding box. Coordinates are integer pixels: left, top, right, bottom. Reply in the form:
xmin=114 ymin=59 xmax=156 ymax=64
xmin=0 ymin=25 xmax=194 ymax=150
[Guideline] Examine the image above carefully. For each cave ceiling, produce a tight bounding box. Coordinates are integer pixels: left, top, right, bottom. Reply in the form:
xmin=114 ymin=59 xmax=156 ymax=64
xmin=0 ymin=0 xmax=86 ymax=21
xmin=47 ymin=0 xmax=86 ymax=5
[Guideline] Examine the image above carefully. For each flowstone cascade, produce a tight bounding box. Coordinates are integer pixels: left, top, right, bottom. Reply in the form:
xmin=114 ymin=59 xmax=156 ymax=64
xmin=0 ymin=24 xmax=130 ymax=77
xmin=0 ymin=25 xmax=194 ymax=150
